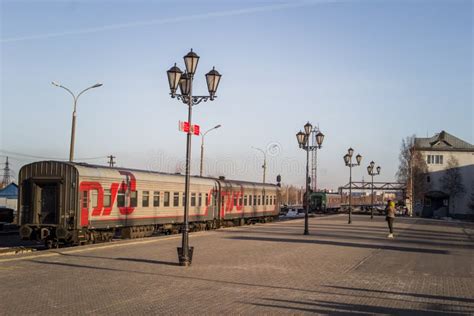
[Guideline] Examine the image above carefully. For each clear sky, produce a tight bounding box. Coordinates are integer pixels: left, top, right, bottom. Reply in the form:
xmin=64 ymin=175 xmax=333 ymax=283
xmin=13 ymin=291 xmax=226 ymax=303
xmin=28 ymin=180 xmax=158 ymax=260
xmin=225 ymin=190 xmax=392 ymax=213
xmin=1 ymin=0 xmax=472 ymax=189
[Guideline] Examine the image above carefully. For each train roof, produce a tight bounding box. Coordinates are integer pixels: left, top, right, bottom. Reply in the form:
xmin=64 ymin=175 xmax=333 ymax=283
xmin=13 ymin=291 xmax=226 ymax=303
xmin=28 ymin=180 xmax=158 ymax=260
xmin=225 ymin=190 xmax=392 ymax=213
xmin=19 ymin=161 xmax=279 ymax=188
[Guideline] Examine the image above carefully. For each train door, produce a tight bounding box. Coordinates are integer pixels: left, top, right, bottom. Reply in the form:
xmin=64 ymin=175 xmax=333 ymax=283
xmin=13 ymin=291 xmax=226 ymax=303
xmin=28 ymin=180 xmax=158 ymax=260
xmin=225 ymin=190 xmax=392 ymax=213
xmin=33 ymin=182 xmax=59 ymax=225
xmin=80 ymin=190 xmax=90 ymax=227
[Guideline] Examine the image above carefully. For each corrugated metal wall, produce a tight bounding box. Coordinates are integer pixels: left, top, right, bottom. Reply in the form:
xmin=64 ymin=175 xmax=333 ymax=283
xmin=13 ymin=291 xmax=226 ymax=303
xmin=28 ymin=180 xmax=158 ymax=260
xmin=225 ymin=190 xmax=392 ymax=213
xmin=18 ymin=161 xmax=79 ymax=226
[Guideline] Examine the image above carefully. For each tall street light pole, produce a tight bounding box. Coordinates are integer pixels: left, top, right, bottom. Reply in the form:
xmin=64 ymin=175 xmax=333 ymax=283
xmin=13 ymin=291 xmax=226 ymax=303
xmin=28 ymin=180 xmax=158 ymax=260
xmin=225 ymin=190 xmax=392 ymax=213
xmin=367 ymin=162 xmax=381 ymax=219
xmin=343 ymin=148 xmax=362 ymax=224
xmin=251 ymin=144 xmax=277 ymax=184
xmin=296 ymin=122 xmax=324 ymax=235
xmin=52 ymin=82 xmax=103 ymax=162
xmin=167 ymin=49 xmax=222 ymax=267
xmin=200 ymin=124 xmax=221 ymax=177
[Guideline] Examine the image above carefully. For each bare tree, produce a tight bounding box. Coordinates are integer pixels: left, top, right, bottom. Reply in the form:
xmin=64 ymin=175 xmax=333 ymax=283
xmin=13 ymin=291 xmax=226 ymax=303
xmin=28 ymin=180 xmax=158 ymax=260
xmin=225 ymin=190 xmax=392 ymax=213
xmin=441 ymin=156 xmax=465 ymax=214
xmin=396 ymin=135 xmax=429 ymax=208
xmin=396 ymin=135 xmax=415 ymax=184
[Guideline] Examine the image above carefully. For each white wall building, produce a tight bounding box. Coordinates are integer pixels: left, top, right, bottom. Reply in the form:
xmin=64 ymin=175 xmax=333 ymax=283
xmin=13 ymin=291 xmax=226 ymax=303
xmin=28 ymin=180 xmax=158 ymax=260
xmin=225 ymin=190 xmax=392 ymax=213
xmin=414 ymin=131 xmax=474 ymax=218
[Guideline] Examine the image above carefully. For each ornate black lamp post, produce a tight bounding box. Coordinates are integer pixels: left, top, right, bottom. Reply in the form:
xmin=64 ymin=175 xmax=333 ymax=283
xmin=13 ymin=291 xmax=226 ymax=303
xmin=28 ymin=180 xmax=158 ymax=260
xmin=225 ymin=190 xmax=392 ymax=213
xmin=296 ymin=122 xmax=324 ymax=235
xmin=167 ymin=49 xmax=222 ymax=266
xmin=343 ymin=148 xmax=362 ymax=224
xmin=367 ymin=161 xmax=381 ymax=219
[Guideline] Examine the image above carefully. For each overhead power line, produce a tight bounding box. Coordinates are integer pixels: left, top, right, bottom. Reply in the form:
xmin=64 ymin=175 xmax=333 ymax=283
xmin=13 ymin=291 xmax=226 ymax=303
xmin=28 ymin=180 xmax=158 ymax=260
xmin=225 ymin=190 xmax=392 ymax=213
xmin=0 ymin=150 xmax=106 ymax=161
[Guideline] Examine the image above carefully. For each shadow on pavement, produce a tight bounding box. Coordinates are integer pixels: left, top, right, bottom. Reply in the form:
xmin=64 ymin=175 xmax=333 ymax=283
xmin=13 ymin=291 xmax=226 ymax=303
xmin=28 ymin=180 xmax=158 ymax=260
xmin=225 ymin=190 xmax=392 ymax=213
xmin=115 ymin=257 xmax=180 ymax=266
xmin=226 ymin=236 xmax=450 ymax=254
xmin=251 ymin=298 xmax=472 ymax=315
xmin=325 ymin=285 xmax=474 ymax=304
xmin=52 ymin=251 xmax=179 ymax=266
xmin=218 ymin=228 xmax=471 ymax=249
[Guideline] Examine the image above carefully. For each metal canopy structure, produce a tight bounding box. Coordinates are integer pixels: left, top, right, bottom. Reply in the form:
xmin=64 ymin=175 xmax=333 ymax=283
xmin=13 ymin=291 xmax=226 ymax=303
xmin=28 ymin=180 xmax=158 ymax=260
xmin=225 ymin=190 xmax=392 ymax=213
xmin=339 ymin=181 xmax=406 ymax=192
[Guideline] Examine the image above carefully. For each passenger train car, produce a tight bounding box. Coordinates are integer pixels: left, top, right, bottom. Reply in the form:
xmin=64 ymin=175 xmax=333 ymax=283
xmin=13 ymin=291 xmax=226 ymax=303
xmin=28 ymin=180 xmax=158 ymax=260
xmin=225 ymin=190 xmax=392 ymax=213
xmin=18 ymin=161 xmax=280 ymax=247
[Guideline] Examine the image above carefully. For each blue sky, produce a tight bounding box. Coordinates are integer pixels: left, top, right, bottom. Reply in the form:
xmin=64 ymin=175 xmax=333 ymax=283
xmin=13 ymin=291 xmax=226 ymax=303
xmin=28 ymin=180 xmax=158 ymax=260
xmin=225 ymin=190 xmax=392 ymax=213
xmin=1 ymin=0 xmax=472 ymax=189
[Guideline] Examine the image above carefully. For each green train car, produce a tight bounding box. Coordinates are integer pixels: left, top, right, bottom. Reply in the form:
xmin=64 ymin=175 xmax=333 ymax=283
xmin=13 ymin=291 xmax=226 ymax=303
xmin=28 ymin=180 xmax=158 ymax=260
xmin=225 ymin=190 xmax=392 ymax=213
xmin=308 ymin=191 xmax=342 ymax=213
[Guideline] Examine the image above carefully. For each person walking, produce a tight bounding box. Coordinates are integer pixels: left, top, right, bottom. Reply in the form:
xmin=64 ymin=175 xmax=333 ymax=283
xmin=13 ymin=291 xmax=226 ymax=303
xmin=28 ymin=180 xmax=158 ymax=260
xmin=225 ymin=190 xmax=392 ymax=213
xmin=385 ymin=200 xmax=396 ymax=238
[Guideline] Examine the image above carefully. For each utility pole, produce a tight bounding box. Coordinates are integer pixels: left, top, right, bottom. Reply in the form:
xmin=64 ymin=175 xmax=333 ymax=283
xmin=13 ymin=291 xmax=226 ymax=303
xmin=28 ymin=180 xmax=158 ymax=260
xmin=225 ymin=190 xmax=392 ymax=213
xmin=108 ymin=155 xmax=116 ymax=167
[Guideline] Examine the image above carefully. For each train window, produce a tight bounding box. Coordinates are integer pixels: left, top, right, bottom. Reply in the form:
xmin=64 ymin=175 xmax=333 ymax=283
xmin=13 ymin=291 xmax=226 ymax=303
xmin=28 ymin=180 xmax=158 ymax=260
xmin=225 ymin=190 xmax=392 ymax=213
xmin=258 ymin=195 xmax=261 ymax=205
xmin=253 ymin=195 xmax=257 ymax=205
xmin=117 ymin=190 xmax=125 ymax=207
xmin=205 ymin=193 xmax=209 ymax=206
xmin=153 ymin=191 xmax=160 ymax=207
xmin=142 ymin=191 xmax=149 ymax=207
xmin=182 ymin=193 xmax=186 ymax=207
xmin=164 ymin=192 xmax=170 ymax=207
xmin=233 ymin=195 xmax=238 ymax=207
xmin=198 ymin=193 xmax=202 ymax=206
xmin=265 ymin=195 xmax=268 ymax=205
xmin=191 ymin=193 xmax=196 ymax=207
xmin=104 ymin=189 xmax=111 ymax=207
xmin=91 ymin=190 xmax=98 ymax=208
xmin=173 ymin=193 xmax=180 ymax=207
xmin=82 ymin=191 xmax=88 ymax=208
xmin=244 ymin=195 xmax=248 ymax=206
xmin=239 ymin=196 xmax=243 ymax=207
xmin=130 ymin=191 xmax=138 ymax=207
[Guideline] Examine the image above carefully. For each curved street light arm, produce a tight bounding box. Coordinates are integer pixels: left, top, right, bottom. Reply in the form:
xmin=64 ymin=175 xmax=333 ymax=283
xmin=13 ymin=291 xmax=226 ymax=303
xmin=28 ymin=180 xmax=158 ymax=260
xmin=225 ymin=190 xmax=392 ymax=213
xmin=76 ymin=83 xmax=103 ymax=102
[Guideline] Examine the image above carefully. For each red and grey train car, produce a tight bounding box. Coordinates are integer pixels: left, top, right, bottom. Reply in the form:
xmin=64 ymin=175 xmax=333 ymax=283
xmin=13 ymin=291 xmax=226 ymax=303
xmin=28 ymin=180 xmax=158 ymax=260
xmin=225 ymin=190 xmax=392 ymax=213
xmin=18 ymin=161 xmax=280 ymax=246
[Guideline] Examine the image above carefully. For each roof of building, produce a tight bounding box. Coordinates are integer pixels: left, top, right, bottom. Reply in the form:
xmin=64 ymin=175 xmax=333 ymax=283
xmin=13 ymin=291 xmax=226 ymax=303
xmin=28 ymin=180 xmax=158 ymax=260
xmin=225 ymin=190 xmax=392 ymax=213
xmin=414 ymin=131 xmax=474 ymax=151
xmin=0 ymin=183 xmax=18 ymax=198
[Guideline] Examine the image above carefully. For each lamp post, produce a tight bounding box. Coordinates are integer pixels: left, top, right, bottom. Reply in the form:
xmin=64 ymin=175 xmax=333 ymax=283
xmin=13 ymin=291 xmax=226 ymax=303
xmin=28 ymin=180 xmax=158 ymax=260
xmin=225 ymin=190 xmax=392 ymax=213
xmin=296 ymin=122 xmax=324 ymax=235
xmin=343 ymin=148 xmax=362 ymax=224
xmin=200 ymin=124 xmax=221 ymax=177
xmin=252 ymin=144 xmax=277 ymax=184
xmin=52 ymin=81 xmax=103 ymax=162
xmin=367 ymin=161 xmax=381 ymax=219
xmin=167 ymin=49 xmax=221 ymax=266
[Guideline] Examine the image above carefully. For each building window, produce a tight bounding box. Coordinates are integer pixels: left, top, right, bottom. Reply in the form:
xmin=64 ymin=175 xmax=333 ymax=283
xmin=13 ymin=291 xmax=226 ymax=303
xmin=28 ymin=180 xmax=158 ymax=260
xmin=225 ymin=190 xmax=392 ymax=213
xmin=173 ymin=193 xmax=180 ymax=207
xmin=142 ymin=191 xmax=149 ymax=207
xmin=153 ymin=191 xmax=160 ymax=207
xmin=191 ymin=193 xmax=196 ymax=207
xmin=130 ymin=191 xmax=137 ymax=207
xmin=104 ymin=189 xmax=111 ymax=207
xmin=427 ymin=154 xmax=444 ymax=165
xmin=164 ymin=192 xmax=170 ymax=207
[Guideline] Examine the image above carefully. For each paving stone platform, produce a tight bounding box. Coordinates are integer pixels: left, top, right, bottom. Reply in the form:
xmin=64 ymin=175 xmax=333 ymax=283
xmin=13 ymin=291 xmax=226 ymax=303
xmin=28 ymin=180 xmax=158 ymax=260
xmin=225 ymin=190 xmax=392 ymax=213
xmin=0 ymin=215 xmax=473 ymax=315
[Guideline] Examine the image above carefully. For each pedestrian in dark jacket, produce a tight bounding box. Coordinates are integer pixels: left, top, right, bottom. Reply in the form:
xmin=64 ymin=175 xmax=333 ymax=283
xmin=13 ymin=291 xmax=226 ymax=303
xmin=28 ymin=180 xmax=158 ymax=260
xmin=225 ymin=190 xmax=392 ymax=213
xmin=385 ymin=200 xmax=396 ymax=238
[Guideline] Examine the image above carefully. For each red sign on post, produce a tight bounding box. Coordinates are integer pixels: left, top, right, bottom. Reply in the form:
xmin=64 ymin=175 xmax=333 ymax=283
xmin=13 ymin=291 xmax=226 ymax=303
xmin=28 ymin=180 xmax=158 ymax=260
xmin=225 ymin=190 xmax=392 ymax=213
xmin=193 ymin=124 xmax=200 ymax=136
xmin=179 ymin=121 xmax=200 ymax=136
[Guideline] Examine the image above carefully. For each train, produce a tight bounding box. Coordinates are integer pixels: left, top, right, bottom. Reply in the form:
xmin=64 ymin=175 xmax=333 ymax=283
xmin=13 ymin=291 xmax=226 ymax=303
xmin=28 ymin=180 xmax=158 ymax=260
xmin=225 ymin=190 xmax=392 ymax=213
xmin=18 ymin=161 xmax=281 ymax=247
xmin=306 ymin=191 xmax=387 ymax=213
xmin=308 ymin=191 xmax=342 ymax=212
